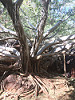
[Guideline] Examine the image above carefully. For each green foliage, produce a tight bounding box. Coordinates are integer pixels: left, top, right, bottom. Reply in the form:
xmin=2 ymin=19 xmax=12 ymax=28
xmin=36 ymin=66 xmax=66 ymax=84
xmin=0 ymin=2 xmax=14 ymax=31
xmin=45 ymin=0 xmax=75 ymax=37
xmin=0 ymin=0 xmax=75 ymax=39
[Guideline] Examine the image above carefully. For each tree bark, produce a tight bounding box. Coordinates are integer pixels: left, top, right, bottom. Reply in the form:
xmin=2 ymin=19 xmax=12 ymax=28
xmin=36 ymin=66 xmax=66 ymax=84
xmin=34 ymin=0 xmax=49 ymax=55
xmin=0 ymin=0 xmax=29 ymax=73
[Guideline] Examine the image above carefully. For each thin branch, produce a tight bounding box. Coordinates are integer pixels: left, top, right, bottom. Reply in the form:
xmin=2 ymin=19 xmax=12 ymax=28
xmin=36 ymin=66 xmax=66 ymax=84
xmin=0 ymin=32 xmax=17 ymax=37
xmin=43 ymin=12 xmax=75 ymax=40
xmin=43 ymin=20 xmax=63 ymax=39
xmin=44 ymin=32 xmax=57 ymax=40
xmin=24 ymin=25 xmax=36 ymax=30
xmin=20 ymin=8 xmax=37 ymax=30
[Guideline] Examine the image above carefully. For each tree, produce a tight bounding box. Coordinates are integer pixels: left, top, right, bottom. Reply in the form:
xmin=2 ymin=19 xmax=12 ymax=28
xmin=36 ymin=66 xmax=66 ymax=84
xmin=0 ymin=0 xmax=30 ymax=73
xmin=0 ymin=0 xmax=75 ymax=73
xmin=0 ymin=0 xmax=75 ymax=98
xmin=0 ymin=0 xmax=50 ymax=96
xmin=0 ymin=0 xmax=50 ymax=73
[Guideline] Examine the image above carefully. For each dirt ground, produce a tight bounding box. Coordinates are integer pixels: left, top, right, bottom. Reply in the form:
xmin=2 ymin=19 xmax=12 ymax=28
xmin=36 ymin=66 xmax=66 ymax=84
xmin=0 ymin=72 xmax=75 ymax=100
xmin=39 ymin=76 xmax=75 ymax=100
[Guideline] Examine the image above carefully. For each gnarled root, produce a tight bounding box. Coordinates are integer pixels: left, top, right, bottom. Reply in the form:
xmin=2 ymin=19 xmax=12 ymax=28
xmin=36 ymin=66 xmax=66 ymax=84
xmin=0 ymin=73 xmax=49 ymax=100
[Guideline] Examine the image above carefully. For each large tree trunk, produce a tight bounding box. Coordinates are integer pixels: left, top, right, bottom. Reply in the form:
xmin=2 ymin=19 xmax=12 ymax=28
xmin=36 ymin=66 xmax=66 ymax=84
xmin=0 ymin=0 xmax=29 ymax=73
xmin=8 ymin=5 xmax=29 ymax=73
xmin=34 ymin=0 xmax=49 ymax=55
xmin=0 ymin=0 xmax=50 ymax=73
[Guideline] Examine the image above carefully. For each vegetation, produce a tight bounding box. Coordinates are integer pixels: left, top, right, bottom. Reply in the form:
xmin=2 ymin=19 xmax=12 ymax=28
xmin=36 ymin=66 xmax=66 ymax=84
xmin=0 ymin=0 xmax=75 ymax=99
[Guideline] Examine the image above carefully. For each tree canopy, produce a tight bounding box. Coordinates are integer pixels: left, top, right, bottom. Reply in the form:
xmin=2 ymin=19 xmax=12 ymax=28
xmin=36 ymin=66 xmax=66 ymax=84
xmin=0 ymin=0 xmax=75 ymax=38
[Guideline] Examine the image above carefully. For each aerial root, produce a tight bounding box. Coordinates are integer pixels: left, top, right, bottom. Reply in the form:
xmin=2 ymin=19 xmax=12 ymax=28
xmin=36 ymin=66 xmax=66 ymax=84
xmin=32 ymin=75 xmax=49 ymax=95
xmin=24 ymin=74 xmax=49 ymax=99
xmin=34 ymin=75 xmax=48 ymax=91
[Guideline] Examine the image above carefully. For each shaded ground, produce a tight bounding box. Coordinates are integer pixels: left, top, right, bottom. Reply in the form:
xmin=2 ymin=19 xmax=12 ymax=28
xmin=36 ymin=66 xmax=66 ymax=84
xmin=0 ymin=72 xmax=75 ymax=100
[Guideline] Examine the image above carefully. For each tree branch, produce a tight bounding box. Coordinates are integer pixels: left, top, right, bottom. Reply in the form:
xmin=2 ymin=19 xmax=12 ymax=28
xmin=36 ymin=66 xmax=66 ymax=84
xmin=0 ymin=46 xmax=20 ymax=57
xmin=15 ymin=0 xmax=23 ymax=8
xmin=0 ymin=37 xmax=18 ymax=41
xmin=43 ymin=12 xmax=75 ymax=40
xmin=0 ymin=0 xmax=29 ymax=72
xmin=44 ymin=32 xmax=57 ymax=40
xmin=43 ymin=20 xmax=63 ymax=39
xmin=36 ymin=42 xmax=75 ymax=60
xmin=0 ymin=24 xmax=17 ymax=36
xmin=0 ymin=32 xmax=17 ymax=37
xmin=34 ymin=0 xmax=49 ymax=56
xmin=36 ymin=34 xmax=75 ymax=56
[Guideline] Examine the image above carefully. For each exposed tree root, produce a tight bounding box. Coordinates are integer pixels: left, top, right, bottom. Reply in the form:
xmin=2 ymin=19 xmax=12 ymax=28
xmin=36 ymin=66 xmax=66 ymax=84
xmin=33 ymin=75 xmax=49 ymax=94
xmin=34 ymin=75 xmax=48 ymax=90
xmin=20 ymin=89 xmax=35 ymax=99
xmin=27 ymin=74 xmax=49 ymax=98
xmin=0 ymin=73 xmax=49 ymax=100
